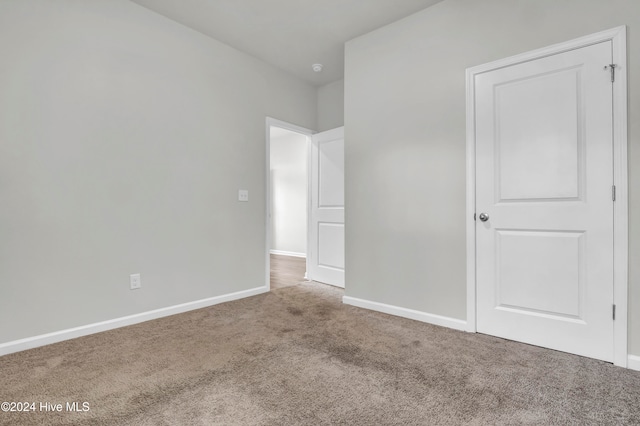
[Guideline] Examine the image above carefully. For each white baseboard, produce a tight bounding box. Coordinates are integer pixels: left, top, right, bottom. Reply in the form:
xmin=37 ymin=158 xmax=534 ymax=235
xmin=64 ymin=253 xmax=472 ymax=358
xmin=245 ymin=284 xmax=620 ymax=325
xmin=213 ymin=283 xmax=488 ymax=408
xmin=0 ymin=286 xmax=268 ymax=357
xmin=270 ymin=250 xmax=306 ymax=258
xmin=342 ymin=296 xmax=467 ymax=332
xmin=628 ymin=355 xmax=640 ymax=371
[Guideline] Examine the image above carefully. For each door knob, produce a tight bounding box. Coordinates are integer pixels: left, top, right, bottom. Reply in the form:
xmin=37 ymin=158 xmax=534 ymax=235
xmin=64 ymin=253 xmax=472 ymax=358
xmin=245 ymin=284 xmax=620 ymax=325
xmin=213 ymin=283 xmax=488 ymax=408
xmin=478 ymin=213 xmax=489 ymax=222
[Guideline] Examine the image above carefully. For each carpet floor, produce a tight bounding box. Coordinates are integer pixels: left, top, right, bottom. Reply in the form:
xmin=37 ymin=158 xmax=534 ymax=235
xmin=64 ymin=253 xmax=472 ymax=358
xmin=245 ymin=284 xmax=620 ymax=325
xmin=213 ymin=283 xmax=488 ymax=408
xmin=269 ymin=254 xmax=306 ymax=290
xmin=1 ymin=282 xmax=639 ymax=425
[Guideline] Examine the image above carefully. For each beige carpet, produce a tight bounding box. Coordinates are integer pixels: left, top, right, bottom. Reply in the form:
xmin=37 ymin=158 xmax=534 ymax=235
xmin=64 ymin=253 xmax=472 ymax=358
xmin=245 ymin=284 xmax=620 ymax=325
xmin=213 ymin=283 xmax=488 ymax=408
xmin=1 ymin=282 xmax=639 ymax=425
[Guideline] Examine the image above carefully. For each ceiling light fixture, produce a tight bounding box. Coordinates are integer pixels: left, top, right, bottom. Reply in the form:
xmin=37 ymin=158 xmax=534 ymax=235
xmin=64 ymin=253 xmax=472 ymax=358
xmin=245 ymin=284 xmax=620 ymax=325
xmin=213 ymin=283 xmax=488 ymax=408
xmin=312 ymin=63 xmax=323 ymax=73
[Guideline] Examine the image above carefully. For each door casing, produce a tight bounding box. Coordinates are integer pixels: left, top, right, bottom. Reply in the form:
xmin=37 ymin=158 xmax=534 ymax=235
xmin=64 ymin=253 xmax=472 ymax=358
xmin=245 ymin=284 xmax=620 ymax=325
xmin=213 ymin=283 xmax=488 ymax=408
xmin=265 ymin=117 xmax=314 ymax=290
xmin=465 ymin=26 xmax=628 ymax=367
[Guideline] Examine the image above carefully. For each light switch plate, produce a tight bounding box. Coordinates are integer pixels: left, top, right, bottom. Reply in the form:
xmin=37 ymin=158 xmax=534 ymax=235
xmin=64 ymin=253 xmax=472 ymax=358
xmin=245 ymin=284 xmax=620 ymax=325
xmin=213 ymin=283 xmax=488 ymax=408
xmin=238 ymin=190 xmax=249 ymax=202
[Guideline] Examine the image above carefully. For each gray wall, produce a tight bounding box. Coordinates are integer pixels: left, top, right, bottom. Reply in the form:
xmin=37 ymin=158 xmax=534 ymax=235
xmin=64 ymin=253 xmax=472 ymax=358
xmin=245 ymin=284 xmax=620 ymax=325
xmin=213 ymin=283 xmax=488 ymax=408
xmin=270 ymin=130 xmax=308 ymax=256
xmin=317 ymin=79 xmax=345 ymax=132
xmin=0 ymin=0 xmax=316 ymax=344
xmin=344 ymin=0 xmax=640 ymax=355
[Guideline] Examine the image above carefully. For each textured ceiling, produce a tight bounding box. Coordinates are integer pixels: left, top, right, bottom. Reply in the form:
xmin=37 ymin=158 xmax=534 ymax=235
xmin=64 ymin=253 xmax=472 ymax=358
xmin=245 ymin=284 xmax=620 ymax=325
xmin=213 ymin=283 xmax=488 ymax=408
xmin=130 ymin=0 xmax=444 ymax=86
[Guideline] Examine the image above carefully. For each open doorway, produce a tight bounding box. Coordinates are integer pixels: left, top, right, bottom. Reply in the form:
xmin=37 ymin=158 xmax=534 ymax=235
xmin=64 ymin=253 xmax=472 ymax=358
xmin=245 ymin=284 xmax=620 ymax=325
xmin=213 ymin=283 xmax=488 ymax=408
xmin=266 ymin=118 xmax=313 ymax=290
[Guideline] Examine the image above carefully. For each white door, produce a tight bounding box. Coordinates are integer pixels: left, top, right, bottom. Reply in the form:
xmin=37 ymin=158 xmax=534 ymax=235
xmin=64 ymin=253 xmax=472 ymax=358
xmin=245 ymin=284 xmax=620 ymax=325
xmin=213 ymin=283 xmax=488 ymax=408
xmin=475 ymin=41 xmax=614 ymax=361
xmin=308 ymin=127 xmax=344 ymax=287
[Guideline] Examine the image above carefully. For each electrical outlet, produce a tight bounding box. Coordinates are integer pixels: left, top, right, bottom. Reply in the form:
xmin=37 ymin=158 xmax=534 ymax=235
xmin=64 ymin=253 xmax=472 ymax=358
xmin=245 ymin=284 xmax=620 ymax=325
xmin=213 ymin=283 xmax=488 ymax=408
xmin=130 ymin=273 xmax=141 ymax=290
xmin=238 ymin=189 xmax=249 ymax=202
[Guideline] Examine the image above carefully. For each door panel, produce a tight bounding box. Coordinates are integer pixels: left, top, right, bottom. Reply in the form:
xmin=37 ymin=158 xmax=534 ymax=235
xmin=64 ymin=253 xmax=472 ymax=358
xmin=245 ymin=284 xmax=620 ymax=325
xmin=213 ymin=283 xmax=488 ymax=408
xmin=496 ymin=230 xmax=584 ymax=319
xmin=309 ymin=127 xmax=345 ymax=287
xmin=475 ymin=41 xmax=614 ymax=361
xmin=319 ymin=138 xmax=345 ymax=207
xmin=496 ymin=68 xmax=583 ymax=201
xmin=318 ymin=222 xmax=345 ymax=269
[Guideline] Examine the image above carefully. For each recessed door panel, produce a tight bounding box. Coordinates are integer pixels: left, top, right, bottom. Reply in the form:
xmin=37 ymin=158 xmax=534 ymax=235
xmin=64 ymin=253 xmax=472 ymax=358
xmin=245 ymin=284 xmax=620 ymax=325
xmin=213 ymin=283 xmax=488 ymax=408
xmin=496 ymin=69 xmax=583 ymax=202
xmin=319 ymin=139 xmax=344 ymax=208
xmin=318 ymin=223 xmax=345 ymax=270
xmin=496 ymin=230 xmax=583 ymax=319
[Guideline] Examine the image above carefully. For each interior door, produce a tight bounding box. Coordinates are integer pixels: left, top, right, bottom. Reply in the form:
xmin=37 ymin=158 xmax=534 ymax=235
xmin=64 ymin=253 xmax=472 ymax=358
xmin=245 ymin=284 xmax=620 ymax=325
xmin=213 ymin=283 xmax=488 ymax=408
xmin=308 ymin=127 xmax=344 ymax=287
xmin=475 ymin=41 xmax=614 ymax=361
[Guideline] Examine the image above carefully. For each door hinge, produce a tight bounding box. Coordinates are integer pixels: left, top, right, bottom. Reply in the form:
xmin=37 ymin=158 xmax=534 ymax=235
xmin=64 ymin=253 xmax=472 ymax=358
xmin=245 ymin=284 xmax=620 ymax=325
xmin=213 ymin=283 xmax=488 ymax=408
xmin=474 ymin=213 xmax=476 ymax=221
xmin=612 ymin=185 xmax=616 ymax=202
xmin=605 ymin=64 xmax=617 ymax=82
xmin=613 ymin=304 xmax=616 ymax=320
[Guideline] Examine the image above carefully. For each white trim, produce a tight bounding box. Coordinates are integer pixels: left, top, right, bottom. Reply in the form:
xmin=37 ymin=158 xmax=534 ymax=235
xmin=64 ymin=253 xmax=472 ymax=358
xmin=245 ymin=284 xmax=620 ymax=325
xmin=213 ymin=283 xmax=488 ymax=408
xmin=465 ymin=54 xmax=478 ymax=333
xmin=628 ymin=355 xmax=640 ymax=372
xmin=611 ymin=27 xmax=628 ymax=369
xmin=269 ymin=249 xmax=306 ymax=258
xmin=342 ymin=296 xmax=467 ymax=332
xmin=265 ymin=117 xmax=314 ymax=291
xmin=466 ymin=26 xmax=628 ymax=367
xmin=0 ymin=286 xmax=268 ymax=357
xmin=465 ymin=27 xmax=626 ymax=75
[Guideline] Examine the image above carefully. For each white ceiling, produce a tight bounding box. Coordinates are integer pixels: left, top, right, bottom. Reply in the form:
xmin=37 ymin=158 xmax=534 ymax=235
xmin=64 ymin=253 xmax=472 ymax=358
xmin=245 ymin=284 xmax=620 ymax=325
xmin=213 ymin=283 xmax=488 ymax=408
xmin=130 ymin=0 xmax=444 ymax=86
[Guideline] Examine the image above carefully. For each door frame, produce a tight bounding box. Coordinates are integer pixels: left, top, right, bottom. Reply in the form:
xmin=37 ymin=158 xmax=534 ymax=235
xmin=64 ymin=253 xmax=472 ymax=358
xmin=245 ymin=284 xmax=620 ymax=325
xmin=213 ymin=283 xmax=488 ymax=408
xmin=265 ymin=117 xmax=314 ymax=290
xmin=465 ymin=26 xmax=628 ymax=367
